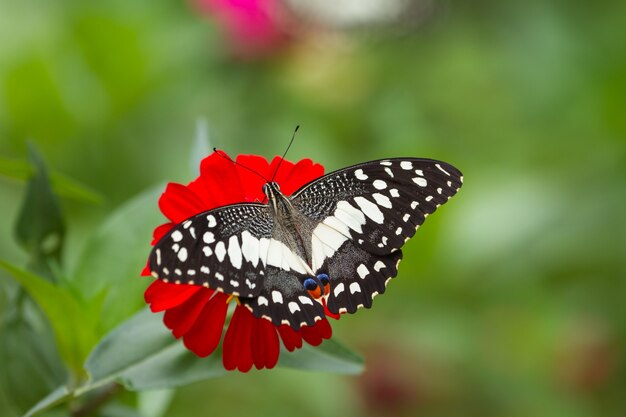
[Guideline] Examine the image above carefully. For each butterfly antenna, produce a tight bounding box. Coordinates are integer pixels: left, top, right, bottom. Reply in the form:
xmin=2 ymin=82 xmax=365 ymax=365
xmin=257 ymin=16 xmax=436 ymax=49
xmin=271 ymin=125 xmax=299 ymax=182
xmin=212 ymin=148 xmax=269 ymax=182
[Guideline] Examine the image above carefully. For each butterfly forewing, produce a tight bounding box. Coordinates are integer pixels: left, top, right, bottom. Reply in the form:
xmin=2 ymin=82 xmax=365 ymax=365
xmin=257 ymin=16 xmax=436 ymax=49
xmin=291 ymin=158 xmax=462 ymax=260
xmin=148 ymin=203 xmax=274 ymax=297
xmin=291 ymin=158 xmax=463 ymax=314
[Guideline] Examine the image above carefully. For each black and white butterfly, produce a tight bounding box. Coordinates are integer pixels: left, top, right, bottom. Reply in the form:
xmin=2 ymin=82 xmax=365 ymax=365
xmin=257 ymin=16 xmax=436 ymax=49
xmin=149 ymin=158 xmax=462 ymax=329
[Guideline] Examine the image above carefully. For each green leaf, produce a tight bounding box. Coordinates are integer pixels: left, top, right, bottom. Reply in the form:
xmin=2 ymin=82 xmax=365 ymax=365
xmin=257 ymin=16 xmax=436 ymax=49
xmin=0 ymin=260 xmax=98 ymax=373
xmin=23 ymin=386 xmax=72 ymax=417
xmin=137 ymin=389 xmax=174 ymax=417
xmin=82 ymin=308 xmax=226 ymax=392
xmin=279 ymin=338 xmax=364 ymax=374
xmin=70 ymin=185 xmax=164 ymax=334
xmin=0 ymin=156 xmax=103 ymax=204
xmin=0 ymin=312 xmax=67 ymax=416
xmin=14 ymin=144 xmax=65 ymax=273
xmin=83 ymin=307 xmax=363 ymax=393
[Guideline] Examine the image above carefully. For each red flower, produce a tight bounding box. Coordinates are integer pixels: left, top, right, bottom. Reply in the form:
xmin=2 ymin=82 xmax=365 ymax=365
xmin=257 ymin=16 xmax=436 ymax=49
xmin=143 ymin=152 xmax=336 ymax=371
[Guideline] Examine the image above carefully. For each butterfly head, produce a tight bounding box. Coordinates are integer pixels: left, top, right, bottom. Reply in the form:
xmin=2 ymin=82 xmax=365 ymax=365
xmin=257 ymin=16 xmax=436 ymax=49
xmin=262 ymin=182 xmax=287 ymax=212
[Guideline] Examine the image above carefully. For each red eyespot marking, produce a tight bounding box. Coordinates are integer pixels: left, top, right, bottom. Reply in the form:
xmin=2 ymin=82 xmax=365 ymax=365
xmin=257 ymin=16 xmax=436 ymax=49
xmin=307 ymin=287 xmax=322 ymax=299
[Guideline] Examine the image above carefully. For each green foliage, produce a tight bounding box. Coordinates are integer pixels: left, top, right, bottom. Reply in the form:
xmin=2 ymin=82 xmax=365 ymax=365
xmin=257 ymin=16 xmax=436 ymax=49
xmin=0 ymin=99 xmax=364 ymax=417
xmin=14 ymin=145 xmax=65 ymax=275
xmin=2 ymin=1 xmax=626 ymax=417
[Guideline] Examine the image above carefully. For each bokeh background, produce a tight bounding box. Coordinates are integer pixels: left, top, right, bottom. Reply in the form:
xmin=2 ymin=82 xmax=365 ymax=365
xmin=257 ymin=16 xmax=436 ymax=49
xmin=1 ymin=0 xmax=625 ymax=416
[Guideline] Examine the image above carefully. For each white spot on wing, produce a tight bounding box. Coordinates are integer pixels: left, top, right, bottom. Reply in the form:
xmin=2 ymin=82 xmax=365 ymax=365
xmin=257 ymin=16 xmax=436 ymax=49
xmin=335 ymin=201 xmax=366 ymax=233
xmin=400 ymin=161 xmax=413 ymax=170
xmin=436 ymin=163 xmax=451 ymax=176
xmin=200 ymin=266 xmax=210 ymax=274
xmin=413 ymin=177 xmax=428 ymax=187
xmin=323 ymin=215 xmax=351 ymax=237
xmin=311 ymin=222 xmax=349 ymax=271
xmin=171 ymin=230 xmax=183 ymax=242
xmin=241 ymin=230 xmax=260 ymax=267
xmin=215 ymin=241 xmax=226 ymax=262
xmin=355 ymin=169 xmax=368 ymax=180
xmin=403 ymin=213 xmax=410 ymax=222
xmin=227 ymin=235 xmax=242 ymax=269
xmin=288 ymin=302 xmax=301 ymax=313
xmin=395 ymin=227 xmax=403 ymax=235
xmin=203 ymin=232 xmax=215 ymax=244
xmin=156 ymin=249 xmax=161 ymax=265
xmin=177 ymin=247 xmax=188 ymax=262
xmin=384 ymin=167 xmax=394 ymax=178
xmin=202 ymin=246 xmax=212 ymax=257
xmin=349 ymin=282 xmax=361 ymax=294
xmin=357 ymin=264 xmax=369 ymax=279
xmin=373 ymin=193 xmax=392 ymax=209
xmin=272 ymin=290 xmax=283 ymax=304
xmin=206 ymin=215 xmax=217 ymax=227
xmin=380 ymin=161 xmax=392 ymax=166
xmin=354 ymin=197 xmax=384 ymax=224
xmin=374 ymin=261 xmax=385 ymax=272
xmin=333 ymin=283 xmax=345 ymax=297
xmin=425 ymin=196 xmax=434 ymax=202
xmin=390 ymin=188 xmax=400 ymax=198
xmin=230 ymin=280 xmax=239 ymax=287
xmin=411 ymin=201 xmax=419 ymax=209
xmin=258 ymin=296 xmax=269 ymax=306
xmin=215 ymin=272 xmax=224 ymax=281
xmin=298 ymin=296 xmax=313 ymax=305
xmin=373 ymin=179 xmax=387 ymax=190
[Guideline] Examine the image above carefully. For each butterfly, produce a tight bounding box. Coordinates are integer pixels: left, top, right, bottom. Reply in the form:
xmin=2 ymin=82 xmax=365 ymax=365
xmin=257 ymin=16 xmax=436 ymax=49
xmin=149 ymin=158 xmax=462 ymax=329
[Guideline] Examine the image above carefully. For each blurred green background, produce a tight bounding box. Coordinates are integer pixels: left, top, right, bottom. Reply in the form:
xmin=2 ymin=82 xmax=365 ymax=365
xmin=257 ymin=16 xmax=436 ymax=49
xmin=1 ymin=0 xmax=625 ymax=416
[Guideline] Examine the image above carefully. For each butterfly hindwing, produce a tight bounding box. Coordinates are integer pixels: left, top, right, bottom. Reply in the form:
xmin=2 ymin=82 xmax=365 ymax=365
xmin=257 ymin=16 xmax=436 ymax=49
xmin=149 ymin=203 xmax=274 ymax=297
xmin=322 ymin=244 xmax=403 ymax=314
xmin=240 ymin=267 xmax=326 ymax=328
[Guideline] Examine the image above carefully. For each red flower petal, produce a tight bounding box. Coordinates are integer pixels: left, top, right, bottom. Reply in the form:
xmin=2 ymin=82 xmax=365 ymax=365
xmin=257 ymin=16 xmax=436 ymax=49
xmin=145 ymin=281 xmax=201 ymax=312
xmin=193 ymin=152 xmax=245 ymax=207
xmin=301 ymin=319 xmax=333 ymax=347
xmin=235 ymin=154 xmax=271 ymax=202
xmin=140 ymin=264 xmax=152 ymax=277
xmin=151 ymin=223 xmax=175 ymax=245
xmin=267 ymin=156 xmax=295 ymax=189
xmin=183 ymin=292 xmax=230 ymax=357
xmin=251 ymin=317 xmax=280 ymax=370
xmin=158 ymin=183 xmax=207 ymax=223
xmin=223 ymin=305 xmax=254 ymax=372
xmin=163 ymin=288 xmax=214 ymax=338
xmin=280 ymin=158 xmax=325 ymax=196
xmin=277 ymin=324 xmax=303 ymax=352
